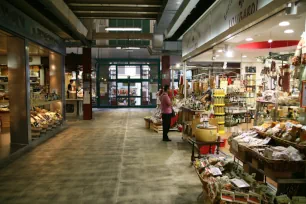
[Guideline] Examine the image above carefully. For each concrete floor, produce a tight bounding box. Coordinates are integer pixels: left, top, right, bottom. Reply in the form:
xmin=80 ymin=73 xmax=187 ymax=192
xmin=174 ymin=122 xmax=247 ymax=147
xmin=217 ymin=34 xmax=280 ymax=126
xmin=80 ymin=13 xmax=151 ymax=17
xmin=0 ymin=109 xmax=203 ymax=204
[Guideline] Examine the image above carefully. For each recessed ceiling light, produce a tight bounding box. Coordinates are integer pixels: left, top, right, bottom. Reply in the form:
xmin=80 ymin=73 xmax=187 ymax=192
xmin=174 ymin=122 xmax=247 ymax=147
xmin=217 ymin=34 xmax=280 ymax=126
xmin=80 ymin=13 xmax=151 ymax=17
xmin=268 ymin=39 xmax=273 ymax=43
xmin=245 ymin=38 xmax=253 ymax=41
xmin=284 ymin=29 xmax=294 ymax=34
xmin=242 ymin=55 xmax=247 ymax=58
xmin=226 ymin=51 xmax=233 ymax=58
xmin=279 ymin=21 xmax=290 ymax=26
xmin=217 ymin=49 xmax=223 ymax=53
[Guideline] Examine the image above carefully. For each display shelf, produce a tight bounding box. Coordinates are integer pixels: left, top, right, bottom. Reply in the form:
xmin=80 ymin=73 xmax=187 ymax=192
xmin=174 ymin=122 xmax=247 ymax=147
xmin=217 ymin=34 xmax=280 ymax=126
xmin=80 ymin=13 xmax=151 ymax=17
xmin=214 ymin=104 xmax=225 ymax=106
xmin=31 ymin=100 xmax=61 ymax=107
xmin=214 ymin=113 xmax=225 ymax=116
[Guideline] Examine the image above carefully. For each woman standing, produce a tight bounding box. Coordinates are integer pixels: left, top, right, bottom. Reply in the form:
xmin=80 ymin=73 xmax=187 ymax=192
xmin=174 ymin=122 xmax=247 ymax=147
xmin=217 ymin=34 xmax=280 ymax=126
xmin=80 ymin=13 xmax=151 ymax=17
xmin=160 ymin=85 xmax=172 ymax=142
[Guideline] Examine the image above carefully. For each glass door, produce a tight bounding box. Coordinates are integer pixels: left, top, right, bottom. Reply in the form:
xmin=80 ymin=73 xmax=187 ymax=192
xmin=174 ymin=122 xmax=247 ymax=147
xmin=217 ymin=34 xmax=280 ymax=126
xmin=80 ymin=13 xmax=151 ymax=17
xmin=117 ymin=80 xmax=142 ymax=107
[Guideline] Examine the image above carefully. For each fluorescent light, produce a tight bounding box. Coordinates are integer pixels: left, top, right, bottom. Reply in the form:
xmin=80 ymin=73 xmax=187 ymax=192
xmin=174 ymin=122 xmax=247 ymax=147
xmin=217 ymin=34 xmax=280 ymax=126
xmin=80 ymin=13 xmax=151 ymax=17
xmin=279 ymin=21 xmax=290 ymax=26
xmin=284 ymin=29 xmax=294 ymax=33
xmin=268 ymin=39 xmax=273 ymax=43
xmin=226 ymin=51 xmax=233 ymax=58
xmin=245 ymin=38 xmax=253 ymax=41
xmin=217 ymin=49 xmax=223 ymax=53
xmin=116 ymin=47 xmax=122 ymax=49
xmin=242 ymin=55 xmax=247 ymax=58
xmin=122 ymin=47 xmax=140 ymax=50
xmin=105 ymin=27 xmax=142 ymax=31
xmin=215 ymin=55 xmax=220 ymax=57
xmin=176 ymin=63 xmax=180 ymax=68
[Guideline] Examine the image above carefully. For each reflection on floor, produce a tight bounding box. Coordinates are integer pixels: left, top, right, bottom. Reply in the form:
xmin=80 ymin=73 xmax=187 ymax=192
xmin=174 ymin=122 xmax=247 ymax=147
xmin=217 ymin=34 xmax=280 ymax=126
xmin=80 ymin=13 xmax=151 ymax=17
xmin=0 ymin=109 xmax=204 ymax=204
xmin=0 ymin=128 xmax=26 ymax=160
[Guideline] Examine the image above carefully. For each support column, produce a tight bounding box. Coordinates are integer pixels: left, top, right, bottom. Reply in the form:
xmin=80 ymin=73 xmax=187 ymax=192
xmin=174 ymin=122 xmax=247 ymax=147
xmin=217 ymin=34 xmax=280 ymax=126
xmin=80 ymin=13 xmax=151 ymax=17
xmin=161 ymin=56 xmax=170 ymax=87
xmin=49 ymin=52 xmax=65 ymax=118
xmin=83 ymin=48 xmax=92 ymax=120
xmin=8 ymin=37 xmax=30 ymax=144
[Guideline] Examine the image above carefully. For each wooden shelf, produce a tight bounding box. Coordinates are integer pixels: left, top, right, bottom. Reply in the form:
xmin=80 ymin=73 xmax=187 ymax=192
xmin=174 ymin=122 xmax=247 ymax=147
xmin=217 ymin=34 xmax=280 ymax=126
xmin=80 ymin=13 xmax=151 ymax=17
xmin=31 ymin=100 xmax=61 ymax=107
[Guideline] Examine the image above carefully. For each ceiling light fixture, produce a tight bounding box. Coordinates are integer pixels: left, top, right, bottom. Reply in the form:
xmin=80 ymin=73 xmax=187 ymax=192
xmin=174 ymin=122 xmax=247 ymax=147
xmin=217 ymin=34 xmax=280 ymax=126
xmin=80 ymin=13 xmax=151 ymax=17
xmin=284 ymin=29 xmax=294 ymax=33
xmin=122 ymin=47 xmax=141 ymax=50
xmin=116 ymin=47 xmax=122 ymax=49
xmin=217 ymin=49 xmax=223 ymax=53
xmin=279 ymin=21 xmax=290 ymax=26
xmin=226 ymin=51 xmax=233 ymax=58
xmin=245 ymin=38 xmax=253 ymax=42
xmin=176 ymin=63 xmax=180 ymax=68
xmin=105 ymin=27 xmax=142 ymax=32
xmin=242 ymin=55 xmax=247 ymax=58
xmin=268 ymin=39 xmax=273 ymax=43
xmin=215 ymin=55 xmax=220 ymax=57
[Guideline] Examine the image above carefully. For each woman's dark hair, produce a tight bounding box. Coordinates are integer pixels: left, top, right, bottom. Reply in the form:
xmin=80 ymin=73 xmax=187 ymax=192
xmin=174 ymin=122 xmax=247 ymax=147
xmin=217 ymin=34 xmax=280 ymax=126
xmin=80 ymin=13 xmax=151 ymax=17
xmin=164 ymin=85 xmax=169 ymax=92
xmin=70 ymin=80 xmax=74 ymax=83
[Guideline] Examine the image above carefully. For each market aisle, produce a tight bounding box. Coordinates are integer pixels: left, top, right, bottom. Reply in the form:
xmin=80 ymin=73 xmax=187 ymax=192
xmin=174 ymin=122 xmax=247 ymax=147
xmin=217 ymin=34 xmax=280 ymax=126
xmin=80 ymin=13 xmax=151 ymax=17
xmin=0 ymin=109 xmax=202 ymax=204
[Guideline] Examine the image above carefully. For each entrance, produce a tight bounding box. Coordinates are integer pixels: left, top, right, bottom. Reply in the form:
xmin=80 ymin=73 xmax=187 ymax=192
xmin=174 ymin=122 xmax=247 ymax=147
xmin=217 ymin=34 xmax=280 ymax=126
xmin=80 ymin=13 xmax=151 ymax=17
xmin=96 ymin=59 xmax=160 ymax=108
xmin=117 ymin=80 xmax=142 ymax=107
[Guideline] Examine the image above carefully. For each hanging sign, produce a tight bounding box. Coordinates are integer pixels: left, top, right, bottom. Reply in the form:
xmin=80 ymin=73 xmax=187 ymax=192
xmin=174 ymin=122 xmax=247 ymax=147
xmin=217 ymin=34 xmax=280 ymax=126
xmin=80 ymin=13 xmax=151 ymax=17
xmin=182 ymin=0 xmax=274 ymax=57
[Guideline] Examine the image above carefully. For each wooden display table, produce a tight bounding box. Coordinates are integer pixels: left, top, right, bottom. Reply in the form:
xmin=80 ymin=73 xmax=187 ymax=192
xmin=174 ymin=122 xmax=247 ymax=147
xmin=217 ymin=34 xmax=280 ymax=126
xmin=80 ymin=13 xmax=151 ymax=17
xmin=188 ymin=136 xmax=221 ymax=162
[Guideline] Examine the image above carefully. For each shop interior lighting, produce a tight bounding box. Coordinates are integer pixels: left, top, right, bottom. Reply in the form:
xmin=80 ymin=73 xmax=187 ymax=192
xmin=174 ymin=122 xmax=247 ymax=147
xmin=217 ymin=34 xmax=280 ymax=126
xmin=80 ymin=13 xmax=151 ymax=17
xmin=116 ymin=47 xmax=122 ymax=49
xmin=279 ymin=21 xmax=290 ymax=26
xmin=242 ymin=55 xmax=247 ymax=58
xmin=245 ymin=38 xmax=253 ymax=42
xmin=176 ymin=63 xmax=180 ymax=68
xmin=215 ymin=55 xmax=220 ymax=57
xmin=105 ymin=27 xmax=142 ymax=31
xmin=226 ymin=51 xmax=233 ymax=58
xmin=268 ymin=39 xmax=273 ymax=43
xmin=284 ymin=29 xmax=294 ymax=33
xmin=217 ymin=49 xmax=223 ymax=53
xmin=223 ymin=62 xmax=227 ymax=69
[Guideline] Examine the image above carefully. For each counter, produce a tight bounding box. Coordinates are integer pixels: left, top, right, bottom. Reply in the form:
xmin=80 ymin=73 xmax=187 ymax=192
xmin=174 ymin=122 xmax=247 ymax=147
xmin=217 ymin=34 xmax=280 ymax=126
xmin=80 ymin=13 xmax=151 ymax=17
xmin=66 ymin=99 xmax=83 ymax=117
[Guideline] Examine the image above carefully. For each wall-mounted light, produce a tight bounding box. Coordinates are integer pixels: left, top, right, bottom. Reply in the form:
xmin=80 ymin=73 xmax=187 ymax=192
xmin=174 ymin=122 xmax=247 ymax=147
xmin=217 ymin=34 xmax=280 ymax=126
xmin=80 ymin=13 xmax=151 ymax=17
xmin=245 ymin=38 xmax=253 ymax=42
xmin=268 ymin=39 xmax=273 ymax=43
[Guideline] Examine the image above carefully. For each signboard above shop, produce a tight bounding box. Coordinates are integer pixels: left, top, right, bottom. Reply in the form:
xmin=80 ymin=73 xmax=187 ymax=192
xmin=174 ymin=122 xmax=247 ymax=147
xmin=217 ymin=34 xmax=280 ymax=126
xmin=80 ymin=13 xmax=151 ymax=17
xmin=182 ymin=0 xmax=289 ymax=59
xmin=0 ymin=1 xmax=65 ymax=55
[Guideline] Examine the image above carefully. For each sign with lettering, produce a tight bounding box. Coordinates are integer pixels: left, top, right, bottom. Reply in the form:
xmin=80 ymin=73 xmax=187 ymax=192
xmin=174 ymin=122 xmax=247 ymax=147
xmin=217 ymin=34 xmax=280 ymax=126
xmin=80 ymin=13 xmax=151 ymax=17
xmin=183 ymin=0 xmax=274 ymax=57
xmin=0 ymin=1 xmax=65 ymax=55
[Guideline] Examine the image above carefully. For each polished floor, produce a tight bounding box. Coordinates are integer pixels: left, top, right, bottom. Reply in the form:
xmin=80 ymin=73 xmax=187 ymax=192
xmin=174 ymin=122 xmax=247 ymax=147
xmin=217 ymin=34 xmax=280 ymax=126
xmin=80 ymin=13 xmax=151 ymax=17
xmin=0 ymin=109 xmax=203 ymax=204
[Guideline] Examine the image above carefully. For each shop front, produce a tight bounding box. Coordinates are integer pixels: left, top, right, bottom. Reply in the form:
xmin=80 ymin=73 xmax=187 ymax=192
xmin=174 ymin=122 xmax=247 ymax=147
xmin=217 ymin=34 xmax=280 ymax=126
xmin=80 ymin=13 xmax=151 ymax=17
xmin=0 ymin=1 xmax=65 ymax=161
xmin=95 ymin=59 xmax=161 ymax=108
xmin=179 ymin=0 xmax=306 ymax=202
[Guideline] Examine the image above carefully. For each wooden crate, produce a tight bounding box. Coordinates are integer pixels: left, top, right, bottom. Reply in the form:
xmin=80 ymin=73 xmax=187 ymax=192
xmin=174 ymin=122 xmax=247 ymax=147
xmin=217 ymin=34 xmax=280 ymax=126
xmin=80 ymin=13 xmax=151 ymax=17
xmin=151 ymin=123 xmax=162 ymax=134
xmin=144 ymin=118 xmax=151 ymax=129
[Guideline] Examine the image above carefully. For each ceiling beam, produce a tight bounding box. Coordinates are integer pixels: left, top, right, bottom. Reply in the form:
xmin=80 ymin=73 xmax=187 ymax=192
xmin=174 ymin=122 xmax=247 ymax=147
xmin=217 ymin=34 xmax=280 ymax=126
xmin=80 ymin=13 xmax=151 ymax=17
xmin=65 ymin=0 xmax=162 ymax=7
xmin=77 ymin=13 xmax=157 ymax=19
xmin=93 ymin=32 xmax=153 ymax=40
xmin=70 ymin=6 xmax=160 ymax=12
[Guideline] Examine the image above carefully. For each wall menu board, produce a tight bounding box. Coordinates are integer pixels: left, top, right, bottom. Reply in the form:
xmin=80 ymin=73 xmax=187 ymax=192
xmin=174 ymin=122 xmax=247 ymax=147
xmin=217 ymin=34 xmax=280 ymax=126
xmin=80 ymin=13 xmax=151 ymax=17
xmin=301 ymin=81 xmax=306 ymax=108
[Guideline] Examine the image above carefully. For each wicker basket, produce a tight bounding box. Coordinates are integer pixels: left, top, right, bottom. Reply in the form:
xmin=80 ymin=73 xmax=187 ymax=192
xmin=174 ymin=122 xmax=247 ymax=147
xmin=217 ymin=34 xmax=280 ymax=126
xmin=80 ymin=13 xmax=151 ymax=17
xmin=247 ymin=146 xmax=306 ymax=172
xmin=272 ymin=136 xmax=306 ymax=155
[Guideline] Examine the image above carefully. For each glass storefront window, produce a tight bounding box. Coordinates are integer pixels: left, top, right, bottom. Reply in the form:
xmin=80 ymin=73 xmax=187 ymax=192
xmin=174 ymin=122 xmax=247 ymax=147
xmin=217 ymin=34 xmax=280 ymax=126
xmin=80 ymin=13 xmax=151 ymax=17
xmin=118 ymin=65 xmax=141 ymax=79
xmin=96 ymin=60 xmax=160 ymax=107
